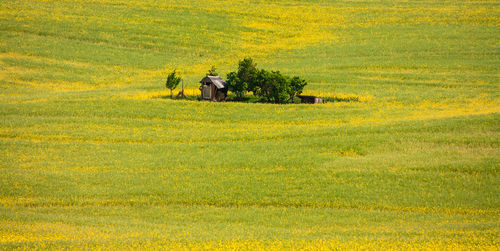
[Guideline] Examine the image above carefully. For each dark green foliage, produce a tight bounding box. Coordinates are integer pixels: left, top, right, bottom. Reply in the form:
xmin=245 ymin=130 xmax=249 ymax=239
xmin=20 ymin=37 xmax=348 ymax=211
xmin=288 ymin=76 xmax=307 ymax=102
xmin=227 ymin=58 xmax=307 ymax=103
xmin=226 ymin=71 xmax=246 ymax=100
xmin=237 ymin=58 xmax=259 ymax=93
xmin=165 ymin=70 xmax=182 ymax=98
xmin=226 ymin=58 xmax=258 ymax=99
xmin=254 ymin=70 xmax=307 ymax=104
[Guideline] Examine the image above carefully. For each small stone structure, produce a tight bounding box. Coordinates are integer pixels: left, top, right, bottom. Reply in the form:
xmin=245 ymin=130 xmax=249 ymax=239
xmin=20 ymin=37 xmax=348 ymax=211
xmin=297 ymin=95 xmax=324 ymax=104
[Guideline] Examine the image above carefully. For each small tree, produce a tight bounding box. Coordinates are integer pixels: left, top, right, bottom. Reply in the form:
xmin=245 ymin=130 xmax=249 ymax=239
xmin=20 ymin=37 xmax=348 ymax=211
xmin=226 ymin=58 xmax=258 ymax=100
xmin=165 ymin=70 xmax=182 ymax=98
xmin=238 ymin=58 xmax=258 ymax=93
xmin=255 ymin=70 xmax=289 ymax=104
xmin=226 ymin=71 xmax=246 ymax=99
xmin=253 ymin=70 xmax=307 ymax=104
xmin=288 ymin=76 xmax=307 ymax=103
xmin=207 ymin=65 xmax=218 ymax=76
xmin=254 ymin=69 xmax=272 ymax=102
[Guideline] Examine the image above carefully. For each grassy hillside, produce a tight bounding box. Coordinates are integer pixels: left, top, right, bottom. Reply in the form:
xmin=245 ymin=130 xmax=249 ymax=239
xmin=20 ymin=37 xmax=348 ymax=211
xmin=1 ymin=0 xmax=499 ymax=249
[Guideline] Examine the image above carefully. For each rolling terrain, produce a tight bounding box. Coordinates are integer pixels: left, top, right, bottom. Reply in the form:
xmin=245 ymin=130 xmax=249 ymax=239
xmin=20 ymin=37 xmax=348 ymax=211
xmin=1 ymin=0 xmax=499 ymax=249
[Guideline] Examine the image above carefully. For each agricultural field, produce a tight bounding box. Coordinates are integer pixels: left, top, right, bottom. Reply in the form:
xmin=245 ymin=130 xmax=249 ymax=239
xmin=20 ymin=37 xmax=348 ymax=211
xmin=1 ymin=0 xmax=499 ymax=249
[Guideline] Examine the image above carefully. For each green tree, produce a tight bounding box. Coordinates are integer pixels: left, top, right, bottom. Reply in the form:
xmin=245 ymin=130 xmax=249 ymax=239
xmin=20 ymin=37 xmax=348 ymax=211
xmin=253 ymin=71 xmax=307 ymax=104
xmin=226 ymin=71 xmax=246 ymax=100
xmin=227 ymin=57 xmax=308 ymax=103
xmin=237 ymin=58 xmax=258 ymax=93
xmin=288 ymin=76 xmax=307 ymax=103
xmin=269 ymin=71 xmax=290 ymax=104
xmin=165 ymin=70 xmax=182 ymax=98
xmin=207 ymin=65 xmax=218 ymax=76
xmin=255 ymin=70 xmax=289 ymax=104
xmin=254 ymin=69 xmax=270 ymax=101
xmin=226 ymin=58 xmax=258 ymax=99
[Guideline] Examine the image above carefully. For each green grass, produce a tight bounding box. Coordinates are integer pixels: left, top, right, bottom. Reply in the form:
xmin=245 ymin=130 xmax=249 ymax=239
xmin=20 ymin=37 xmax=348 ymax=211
xmin=0 ymin=0 xmax=499 ymax=249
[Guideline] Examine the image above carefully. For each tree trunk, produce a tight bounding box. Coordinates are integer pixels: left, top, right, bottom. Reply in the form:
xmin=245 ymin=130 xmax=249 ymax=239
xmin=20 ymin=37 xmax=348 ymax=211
xmin=170 ymin=89 xmax=173 ymax=99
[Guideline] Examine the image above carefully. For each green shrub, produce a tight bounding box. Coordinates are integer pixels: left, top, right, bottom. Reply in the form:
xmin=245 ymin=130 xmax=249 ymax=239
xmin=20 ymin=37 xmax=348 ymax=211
xmin=227 ymin=58 xmax=307 ymax=103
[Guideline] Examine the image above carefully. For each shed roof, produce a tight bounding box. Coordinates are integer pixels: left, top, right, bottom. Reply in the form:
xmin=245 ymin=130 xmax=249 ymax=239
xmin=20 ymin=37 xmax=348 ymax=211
xmin=201 ymin=76 xmax=226 ymax=89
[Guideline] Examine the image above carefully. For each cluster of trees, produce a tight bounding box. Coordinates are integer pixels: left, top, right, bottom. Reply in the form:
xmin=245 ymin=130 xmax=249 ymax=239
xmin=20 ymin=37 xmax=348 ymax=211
xmin=165 ymin=58 xmax=307 ymax=104
xmin=226 ymin=58 xmax=307 ymax=104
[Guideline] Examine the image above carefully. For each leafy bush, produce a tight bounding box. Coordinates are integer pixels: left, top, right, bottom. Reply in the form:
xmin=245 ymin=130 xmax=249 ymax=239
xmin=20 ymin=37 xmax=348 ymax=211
xmin=226 ymin=58 xmax=258 ymax=100
xmin=226 ymin=58 xmax=307 ymax=103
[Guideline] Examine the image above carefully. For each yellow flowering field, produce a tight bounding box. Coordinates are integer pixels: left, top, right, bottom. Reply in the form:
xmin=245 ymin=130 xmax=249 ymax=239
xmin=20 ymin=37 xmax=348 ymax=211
xmin=0 ymin=0 xmax=499 ymax=249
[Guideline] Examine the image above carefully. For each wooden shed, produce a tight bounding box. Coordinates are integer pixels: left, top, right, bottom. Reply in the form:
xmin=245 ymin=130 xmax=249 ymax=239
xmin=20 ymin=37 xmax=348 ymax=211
xmin=297 ymin=95 xmax=324 ymax=104
xmin=200 ymin=76 xmax=228 ymax=102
